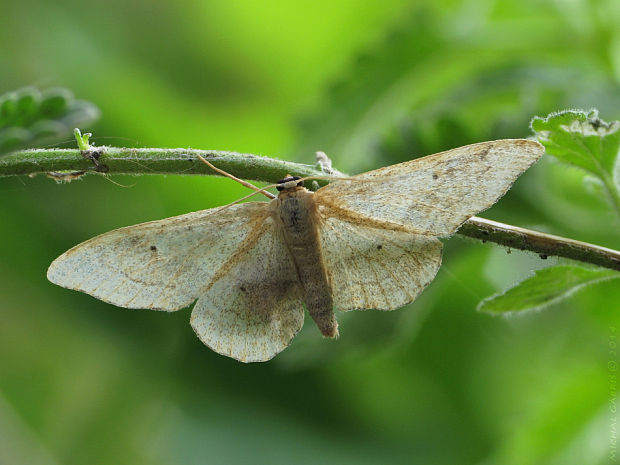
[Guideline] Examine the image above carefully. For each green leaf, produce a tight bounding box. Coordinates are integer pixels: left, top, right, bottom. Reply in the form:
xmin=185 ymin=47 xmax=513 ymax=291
xmin=531 ymin=109 xmax=620 ymax=175
xmin=531 ymin=109 xmax=620 ymax=216
xmin=0 ymin=87 xmax=100 ymax=156
xmin=13 ymin=87 xmax=42 ymax=126
xmin=477 ymin=265 xmax=619 ymax=314
xmin=0 ymin=92 xmax=18 ymax=126
xmin=39 ymin=87 xmax=72 ymax=119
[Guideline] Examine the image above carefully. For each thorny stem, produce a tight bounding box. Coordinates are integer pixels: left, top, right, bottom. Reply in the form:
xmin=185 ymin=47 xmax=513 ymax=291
xmin=1 ymin=146 xmax=619 ymax=271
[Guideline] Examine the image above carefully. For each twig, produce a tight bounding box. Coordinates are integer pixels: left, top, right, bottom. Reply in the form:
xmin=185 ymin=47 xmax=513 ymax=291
xmin=1 ymin=146 xmax=618 ymax=271
xmin=458 ymin=217 xmax=620 ymax=271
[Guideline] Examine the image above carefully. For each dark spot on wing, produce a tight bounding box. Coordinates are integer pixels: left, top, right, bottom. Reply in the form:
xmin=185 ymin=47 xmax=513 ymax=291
xmin=150 ymin=245 xmax=157 ymax=251
xmin=240 ymin=285 xmax=247 ymax=292
xmin=539 ymin=254 xmax=548 ymax=260
xmin=377 ymin=244 xmax=383 ymax=250
xmin=478 ymin=146 xmax=491 ymax=160
xmin=443 ymin=166 xmax=456 ymax=176
xmin=432 ymin=173 xmax=438 ymax=180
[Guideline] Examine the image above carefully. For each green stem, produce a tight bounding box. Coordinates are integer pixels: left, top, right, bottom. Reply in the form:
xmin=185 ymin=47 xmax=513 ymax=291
xmin=0 ymin=147 xmax=327 ymax=184
xmin=1 ymin=146 xmax=619 ymax=271
xmin=601 ymin=172 xmax=620 ymax=218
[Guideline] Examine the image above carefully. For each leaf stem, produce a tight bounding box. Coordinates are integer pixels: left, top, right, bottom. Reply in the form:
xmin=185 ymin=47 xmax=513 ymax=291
xmin=2 ymin=146 xmax=619 ymax=271
xmin=600 ymin=172 xmax=620 ymax=218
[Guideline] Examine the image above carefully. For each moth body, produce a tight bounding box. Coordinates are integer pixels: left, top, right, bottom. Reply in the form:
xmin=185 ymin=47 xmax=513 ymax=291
xmin=273 ymin=178 xmax=338 ymax=338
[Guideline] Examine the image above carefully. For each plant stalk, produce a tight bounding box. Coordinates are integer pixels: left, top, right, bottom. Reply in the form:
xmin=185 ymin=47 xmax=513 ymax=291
xmin=1 ymin=146 xmax=619 ymax=271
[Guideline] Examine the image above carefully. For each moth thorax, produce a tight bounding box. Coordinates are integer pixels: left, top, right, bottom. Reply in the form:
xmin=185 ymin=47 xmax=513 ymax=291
xmin=276 ymin=175 xmax=304 ymax=191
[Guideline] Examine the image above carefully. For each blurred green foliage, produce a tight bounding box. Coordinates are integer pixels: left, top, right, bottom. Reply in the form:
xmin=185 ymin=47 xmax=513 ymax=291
xmin=0 ymin=87 xmax=99 ymax=154
xmin=1 ymin=1 xmax=619 ymax=465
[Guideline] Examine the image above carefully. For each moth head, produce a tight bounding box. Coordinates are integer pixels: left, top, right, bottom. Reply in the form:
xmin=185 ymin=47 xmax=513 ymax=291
xmin=276 ymin=175 xmax=304 ymax=191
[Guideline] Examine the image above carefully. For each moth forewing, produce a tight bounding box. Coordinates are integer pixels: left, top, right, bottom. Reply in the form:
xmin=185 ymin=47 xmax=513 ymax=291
xmin=314 ymin=139 xmax=544 ymax=237
xmin=46 ymin=203 xmax=273 ymax=312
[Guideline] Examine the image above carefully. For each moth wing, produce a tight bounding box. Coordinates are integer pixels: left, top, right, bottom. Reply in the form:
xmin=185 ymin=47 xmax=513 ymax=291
xmin=191 ymin=219 xmax=305 ymax=362
xmin=315 ymin=139 xmax=543 ymax=236
xmin=47 ymin=202 xmax=274 ymax=311
xmin=319 ymin=213 xmax=442 ymax=312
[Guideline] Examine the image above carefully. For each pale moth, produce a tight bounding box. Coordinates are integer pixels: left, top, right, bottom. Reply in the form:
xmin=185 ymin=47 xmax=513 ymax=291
xmin=48 ymin=139 xmax=543 ymax=362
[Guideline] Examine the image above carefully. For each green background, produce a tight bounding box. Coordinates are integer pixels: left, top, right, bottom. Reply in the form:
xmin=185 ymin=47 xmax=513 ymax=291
xmin=1 ymin=1 xmax=619 ymax=464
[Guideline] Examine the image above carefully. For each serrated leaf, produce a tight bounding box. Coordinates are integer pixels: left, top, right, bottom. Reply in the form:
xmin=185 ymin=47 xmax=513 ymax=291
xmin=0 ymin=87 xmax=100 ymax=155
xmin=13 ymin=87 xmax=42 ymax=126
xmin=39 ymin=88 xmax=72 ymax=118
xmin=478 ymin=265 xmax=619 ymax=314
xmin=531 ymin=109 xmax=620 ymax=216
xmin=0 ymin=92 xmax=18 ymax=126
xmin=531 ymin=110 xmax=620 ymax=176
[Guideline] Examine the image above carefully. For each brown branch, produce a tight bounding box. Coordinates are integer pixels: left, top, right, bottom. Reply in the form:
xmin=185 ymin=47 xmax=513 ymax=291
xmin=459 ymin=217 xmax=620 ymax=271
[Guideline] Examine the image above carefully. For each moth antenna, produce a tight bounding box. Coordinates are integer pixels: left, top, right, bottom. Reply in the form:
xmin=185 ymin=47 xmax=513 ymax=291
xmin=438 ymin=265 xmax=483 ymax=301
xmin=202 ymin=182 xmax=281 ymax=217
xmin=101 ymin=174 xmax=136 ymax=188
xmin=197 ymin=155 xmax=275 ymax=200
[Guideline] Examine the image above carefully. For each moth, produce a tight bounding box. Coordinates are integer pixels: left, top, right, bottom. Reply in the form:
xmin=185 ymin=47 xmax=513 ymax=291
xmin=48 ymin=139 xmax=543 ymax=362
